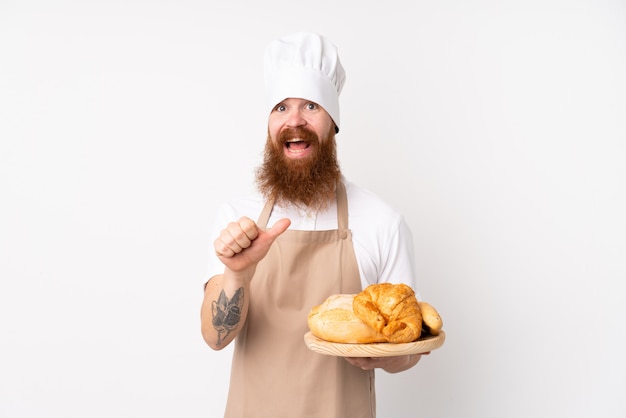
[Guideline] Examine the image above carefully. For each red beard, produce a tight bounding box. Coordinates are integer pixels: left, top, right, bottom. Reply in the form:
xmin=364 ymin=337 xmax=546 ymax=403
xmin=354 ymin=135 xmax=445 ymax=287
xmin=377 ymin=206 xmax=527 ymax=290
xmin=255 ymin=126 xmax=341 ymax=211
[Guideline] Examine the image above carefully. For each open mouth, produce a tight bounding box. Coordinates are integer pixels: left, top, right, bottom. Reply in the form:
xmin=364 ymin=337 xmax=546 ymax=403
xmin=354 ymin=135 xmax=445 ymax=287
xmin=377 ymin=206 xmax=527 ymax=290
xmin=285 ymin=138 xmax=310 ymax=154
xmin=279 ymin=128 xmax=316 ymax=157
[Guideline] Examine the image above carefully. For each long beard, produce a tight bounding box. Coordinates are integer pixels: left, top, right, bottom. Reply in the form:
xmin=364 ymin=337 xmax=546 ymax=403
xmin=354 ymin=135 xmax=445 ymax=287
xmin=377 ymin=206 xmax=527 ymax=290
xmin=255 ymin=126 xmax=341 ymax=211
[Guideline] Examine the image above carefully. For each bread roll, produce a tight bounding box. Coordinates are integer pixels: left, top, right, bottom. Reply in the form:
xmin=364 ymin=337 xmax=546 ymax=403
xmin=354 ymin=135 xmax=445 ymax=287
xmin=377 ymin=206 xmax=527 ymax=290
xmin=307 ymin=294 xmax=387 ymax=343
xmin=419 ymin=301 xmax=443 ymax=336
xmin=353 ymin=283 xmax=422 ymax=343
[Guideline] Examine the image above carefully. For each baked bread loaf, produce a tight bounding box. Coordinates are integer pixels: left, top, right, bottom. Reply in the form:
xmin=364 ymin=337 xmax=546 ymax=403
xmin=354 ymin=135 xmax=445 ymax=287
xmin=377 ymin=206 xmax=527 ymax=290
xmin=418 ymin=301 xmax=443 ymax=336
xmin=353 ymin=283 xmax=422 ymax=343
xmin=307 ymin=294 xmax=388 ymax=343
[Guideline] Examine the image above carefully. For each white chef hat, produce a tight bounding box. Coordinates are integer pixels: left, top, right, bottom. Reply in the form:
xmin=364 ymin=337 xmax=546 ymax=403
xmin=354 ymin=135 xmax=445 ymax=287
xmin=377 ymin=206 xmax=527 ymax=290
xmin=264 ymin=32 xmax=346 ymax=133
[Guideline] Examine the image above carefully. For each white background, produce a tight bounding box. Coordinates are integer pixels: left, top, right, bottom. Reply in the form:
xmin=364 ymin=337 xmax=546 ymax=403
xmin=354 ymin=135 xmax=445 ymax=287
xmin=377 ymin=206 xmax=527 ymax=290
xmin=1 ymin=1 xmax=625 ymax=417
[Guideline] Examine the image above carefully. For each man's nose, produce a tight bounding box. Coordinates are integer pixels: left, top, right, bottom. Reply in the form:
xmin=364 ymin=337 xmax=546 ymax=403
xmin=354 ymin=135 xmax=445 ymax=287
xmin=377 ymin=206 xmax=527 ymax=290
xmin=285 ymin=109 xmax=306 ymax=127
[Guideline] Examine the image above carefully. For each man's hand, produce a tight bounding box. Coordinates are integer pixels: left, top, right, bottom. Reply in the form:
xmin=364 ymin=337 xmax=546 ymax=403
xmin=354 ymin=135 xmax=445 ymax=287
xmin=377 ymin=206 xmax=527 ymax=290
xmin=345 ymin=352 xmax=428 ymax=373
xmin=214 ymin=217 xmax=291 ymax=273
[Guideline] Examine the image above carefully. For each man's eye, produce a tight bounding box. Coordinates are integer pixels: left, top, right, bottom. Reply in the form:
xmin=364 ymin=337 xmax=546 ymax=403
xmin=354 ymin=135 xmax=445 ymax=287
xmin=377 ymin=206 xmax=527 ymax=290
xmin=306 ymin=103 xmax=317 ymax=110
xmin=276 ymin=104 xmax=286 ymax=112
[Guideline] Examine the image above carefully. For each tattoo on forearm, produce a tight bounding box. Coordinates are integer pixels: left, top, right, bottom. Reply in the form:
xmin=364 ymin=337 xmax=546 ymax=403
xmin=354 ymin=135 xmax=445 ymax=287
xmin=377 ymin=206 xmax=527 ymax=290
xmin=212 ymin=288 xmax=243 ymax=345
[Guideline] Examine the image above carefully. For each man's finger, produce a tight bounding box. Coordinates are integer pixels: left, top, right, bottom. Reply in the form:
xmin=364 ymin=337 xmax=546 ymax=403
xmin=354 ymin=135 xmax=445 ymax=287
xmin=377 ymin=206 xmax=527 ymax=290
xmin=238 ymin=217 xmax=259 ymax=241
xmin=266 ymin=218 xmax=291 ymax=239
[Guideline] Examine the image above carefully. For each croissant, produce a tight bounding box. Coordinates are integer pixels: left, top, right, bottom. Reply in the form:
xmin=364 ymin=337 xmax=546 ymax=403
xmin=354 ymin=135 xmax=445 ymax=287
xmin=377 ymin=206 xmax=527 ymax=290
xmin=352 ymin=283 xmax=422 ymax=343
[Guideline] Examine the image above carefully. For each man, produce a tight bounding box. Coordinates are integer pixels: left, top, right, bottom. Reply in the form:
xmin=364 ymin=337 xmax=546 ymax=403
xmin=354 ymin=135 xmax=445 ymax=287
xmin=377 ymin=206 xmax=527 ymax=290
xmin=201 ymin=32 xmax=423 ymax=417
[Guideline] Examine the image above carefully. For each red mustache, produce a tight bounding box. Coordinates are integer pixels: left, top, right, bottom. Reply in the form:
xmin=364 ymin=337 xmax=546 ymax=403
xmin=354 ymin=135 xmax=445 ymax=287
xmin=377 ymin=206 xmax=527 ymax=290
xmin=278 ymin=127 xmax=318 ymax=144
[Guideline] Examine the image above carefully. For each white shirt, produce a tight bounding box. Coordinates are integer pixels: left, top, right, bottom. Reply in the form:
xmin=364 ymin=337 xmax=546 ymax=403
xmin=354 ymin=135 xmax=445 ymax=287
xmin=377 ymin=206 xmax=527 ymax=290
xmin=205 ymin=177 xmax=417 ymax=292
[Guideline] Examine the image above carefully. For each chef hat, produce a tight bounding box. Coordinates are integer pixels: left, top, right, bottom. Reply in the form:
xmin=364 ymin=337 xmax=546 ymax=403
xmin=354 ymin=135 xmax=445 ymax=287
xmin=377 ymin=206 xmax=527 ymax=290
xmin=264 ymin=32 xmax=346 ymax=133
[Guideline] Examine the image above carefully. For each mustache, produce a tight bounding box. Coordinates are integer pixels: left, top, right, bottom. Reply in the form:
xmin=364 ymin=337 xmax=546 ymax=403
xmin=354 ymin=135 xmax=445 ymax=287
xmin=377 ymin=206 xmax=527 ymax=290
xmin=277 ymin=127 xmax=318 ymax=144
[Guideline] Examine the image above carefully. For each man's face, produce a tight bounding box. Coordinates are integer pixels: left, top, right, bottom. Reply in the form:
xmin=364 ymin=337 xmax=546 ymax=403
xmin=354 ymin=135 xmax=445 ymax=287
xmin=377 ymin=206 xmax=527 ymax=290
xmin=256 ymin=98 xmax=340 ymax=210
xmin=267 ymin=97 xmax=335 ymax=161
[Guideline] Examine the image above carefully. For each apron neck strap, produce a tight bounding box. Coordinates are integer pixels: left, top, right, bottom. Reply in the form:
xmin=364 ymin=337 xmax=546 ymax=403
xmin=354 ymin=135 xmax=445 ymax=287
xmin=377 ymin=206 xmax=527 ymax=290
xmin=257 ymin=179 xmax=349 ymax=230
xmin=258 ymin=198 xmax=274 ymax=228
xmin=335 ymin=180 xmax=349 ymax=231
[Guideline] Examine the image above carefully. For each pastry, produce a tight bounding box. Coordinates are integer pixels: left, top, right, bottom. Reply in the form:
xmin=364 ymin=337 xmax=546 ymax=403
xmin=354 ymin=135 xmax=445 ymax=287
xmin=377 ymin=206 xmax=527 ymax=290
xmin=352 ymin=283 xmax=422 ymax=343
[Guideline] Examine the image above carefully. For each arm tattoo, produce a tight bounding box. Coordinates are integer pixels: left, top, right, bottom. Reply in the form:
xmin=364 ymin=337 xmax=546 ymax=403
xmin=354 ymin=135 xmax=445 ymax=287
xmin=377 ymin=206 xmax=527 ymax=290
xmin=211 ymin=288 xmax=244 ymax=345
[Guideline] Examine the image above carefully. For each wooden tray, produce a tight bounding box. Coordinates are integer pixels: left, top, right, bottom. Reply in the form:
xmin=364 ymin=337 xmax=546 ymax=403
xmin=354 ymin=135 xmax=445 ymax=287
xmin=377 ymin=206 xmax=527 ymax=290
xmin=304 ymin=331 xmax=445 ymax=357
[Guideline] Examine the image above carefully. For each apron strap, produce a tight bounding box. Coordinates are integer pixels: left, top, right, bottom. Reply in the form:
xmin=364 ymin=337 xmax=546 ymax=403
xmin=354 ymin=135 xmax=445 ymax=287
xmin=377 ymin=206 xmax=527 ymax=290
xmin=335 ymin=180 xmax=349 ymax=233
xmin=257 ymin=198 xmax=274 ymax=229
xmin=257 ymin=179 xmax=350 ymax=233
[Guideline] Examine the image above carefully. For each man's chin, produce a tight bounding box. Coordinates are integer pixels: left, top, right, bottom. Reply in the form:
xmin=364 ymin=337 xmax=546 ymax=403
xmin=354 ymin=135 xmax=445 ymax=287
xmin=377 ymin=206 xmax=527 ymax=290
xmin=283 ymin=152 xmax=313 ymax=161
xmin=281 ymin=153 xmax=315 ymax=169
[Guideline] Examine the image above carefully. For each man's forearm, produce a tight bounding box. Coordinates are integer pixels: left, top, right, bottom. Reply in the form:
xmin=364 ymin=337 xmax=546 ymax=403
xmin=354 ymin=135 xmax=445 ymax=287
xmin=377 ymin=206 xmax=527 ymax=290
xmin=201 ymin=274 xmax=250 ymax=350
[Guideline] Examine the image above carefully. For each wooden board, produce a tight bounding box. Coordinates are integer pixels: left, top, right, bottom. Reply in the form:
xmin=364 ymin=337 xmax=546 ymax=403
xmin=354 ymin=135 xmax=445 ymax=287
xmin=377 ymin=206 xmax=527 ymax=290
xmin=304 ymin=331 xmax=445 ymax=357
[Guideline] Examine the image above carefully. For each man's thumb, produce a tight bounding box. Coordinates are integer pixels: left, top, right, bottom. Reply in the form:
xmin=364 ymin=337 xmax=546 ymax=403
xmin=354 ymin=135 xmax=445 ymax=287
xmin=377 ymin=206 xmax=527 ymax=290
xmin=266 ymin=218 xmax=291 ymax=239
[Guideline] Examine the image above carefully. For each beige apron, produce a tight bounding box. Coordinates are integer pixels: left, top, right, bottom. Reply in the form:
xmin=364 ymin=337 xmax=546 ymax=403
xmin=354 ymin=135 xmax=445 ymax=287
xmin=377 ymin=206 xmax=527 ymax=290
xmin=224 ymin=181 xmax=375 ymax=418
